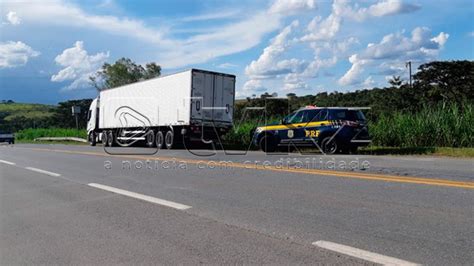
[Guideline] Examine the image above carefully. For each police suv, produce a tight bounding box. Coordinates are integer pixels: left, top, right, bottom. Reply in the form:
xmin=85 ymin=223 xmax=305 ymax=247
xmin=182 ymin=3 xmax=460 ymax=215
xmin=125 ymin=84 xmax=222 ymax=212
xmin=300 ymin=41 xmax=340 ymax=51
xmin=253 ymin=106 xmax=370 ymax=154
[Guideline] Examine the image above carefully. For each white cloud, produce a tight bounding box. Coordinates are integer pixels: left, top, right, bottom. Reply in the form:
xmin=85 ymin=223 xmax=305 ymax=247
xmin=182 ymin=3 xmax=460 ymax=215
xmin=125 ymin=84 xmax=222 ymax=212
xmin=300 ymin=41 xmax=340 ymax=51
xmin=6 ymin=11 xmax=21 ymax=25
xmin=269 ymin=0 xmax=316 ymax=14
xmin=338 ymin=54 xmax=368 ymax=86
xmin=282 ymin=74 xmax=309 ymax=91
xmin=217 ymin=62 xmax=238 ymax=69
xmin=51 ymin=41 xmax=109 ymax=90
xmin=243 ymin=79 xmax=266 ymax=92
xmin=5 ymin=0 xmax=171 ymax=45
xmin=339 ymin=27 xmax=449 ymax=86
xmin=3 ymin=0 xmax=286 ymax=68
xmin=333 ymin=0 xmax=420 ymax=22
xmin=0 ymin=41 xmax=40 ymax=68
xmin=367 ymin=0 xmax=421 ymax=17
xmin=300 ymin=0 xmax=419 ymax=42
xmin=179 ymin=10 xmax=240 ymax=22
xmin=431 ymin=32 xmax=449 ymax=46
xmin=161 ymin=11 xmax=281 ymax=68
xmin=362 ymin=76 xmax=375 ymax=89
xmin=241 ymin=0 xmax=424 ymax=96
xmin=300 ymin=14 xmax=341 ymax=41
xmin=243 ymin=20 xmax=309 ymax=95
xmin=245 ymin=20 xmax=300 ymax=79
xmin=300 ymin=56 xmax=338 ymax=78
xmin=283 ymin=81 xmax=309 ymax=91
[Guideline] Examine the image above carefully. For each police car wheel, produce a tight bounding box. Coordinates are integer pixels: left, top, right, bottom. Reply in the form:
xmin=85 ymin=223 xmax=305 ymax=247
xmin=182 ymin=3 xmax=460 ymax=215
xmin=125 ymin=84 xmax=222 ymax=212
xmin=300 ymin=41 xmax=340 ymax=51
xmin=350 ymin=146 xmax=358 ymax=154
xmin=260 ymin=135 xmax=277 ymax=153
xmin=321 ymin=137 xmax=338 ymax=154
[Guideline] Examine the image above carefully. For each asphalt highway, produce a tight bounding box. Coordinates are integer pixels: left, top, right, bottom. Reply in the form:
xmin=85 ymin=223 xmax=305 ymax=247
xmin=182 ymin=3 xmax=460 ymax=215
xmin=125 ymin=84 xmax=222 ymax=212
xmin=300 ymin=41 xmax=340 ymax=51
xmin=1 ymin=144 xmax=473 ymax=264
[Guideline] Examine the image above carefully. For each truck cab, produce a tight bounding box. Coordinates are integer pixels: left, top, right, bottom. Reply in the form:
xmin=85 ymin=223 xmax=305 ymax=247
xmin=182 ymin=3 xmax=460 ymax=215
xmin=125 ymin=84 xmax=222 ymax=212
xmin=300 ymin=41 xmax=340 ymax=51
xmin=253 ymin=106 xmax=371 ymax=154
xmin=86 ymin=98 xmax=99 ymax=145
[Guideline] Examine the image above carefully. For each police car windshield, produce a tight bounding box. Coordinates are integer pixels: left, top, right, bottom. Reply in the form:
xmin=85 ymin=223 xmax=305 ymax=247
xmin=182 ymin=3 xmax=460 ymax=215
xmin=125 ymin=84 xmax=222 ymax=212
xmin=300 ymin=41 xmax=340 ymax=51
xmin=284 ymin=112 xmax=304 ymax=124
xmin=329 ymin=109 xmax=366 ymax=121
xmin=283 ymin=109 xmax=328 ymax=124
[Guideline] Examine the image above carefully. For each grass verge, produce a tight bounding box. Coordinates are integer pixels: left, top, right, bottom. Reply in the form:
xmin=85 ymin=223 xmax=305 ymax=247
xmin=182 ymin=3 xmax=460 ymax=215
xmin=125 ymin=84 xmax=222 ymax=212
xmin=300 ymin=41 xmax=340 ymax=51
xmin=15 ymin=140 xmax=88 ymax=145
xmin=359 ymin=146 xmax=474 ymax=158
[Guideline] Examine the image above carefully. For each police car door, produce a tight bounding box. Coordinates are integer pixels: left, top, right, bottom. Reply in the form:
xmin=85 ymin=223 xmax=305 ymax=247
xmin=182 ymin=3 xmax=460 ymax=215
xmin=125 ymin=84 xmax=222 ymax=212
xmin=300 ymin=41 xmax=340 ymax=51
xmin=302 ymin=109 xmax=328 ymax=144
xmin=279 ymin=110 xmax=306 ymax=144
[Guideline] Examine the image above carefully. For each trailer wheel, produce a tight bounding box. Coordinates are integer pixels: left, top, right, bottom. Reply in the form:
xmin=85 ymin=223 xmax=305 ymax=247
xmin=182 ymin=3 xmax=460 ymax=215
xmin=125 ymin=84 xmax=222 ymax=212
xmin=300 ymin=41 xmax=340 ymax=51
xmin=107 ymin=130 xmax=114 ymax=147
xmin=89 ymin=132 xmax=96 ymax=146
xmin=156 ymin=131 xmax=164 ymax=149
xmin=165 ymin=130 xmax=174 ymax=149
xmin=102 ymin=131 xmax=108 ymax=146
xmin=145 ymin=130 xmax=155 ymax=147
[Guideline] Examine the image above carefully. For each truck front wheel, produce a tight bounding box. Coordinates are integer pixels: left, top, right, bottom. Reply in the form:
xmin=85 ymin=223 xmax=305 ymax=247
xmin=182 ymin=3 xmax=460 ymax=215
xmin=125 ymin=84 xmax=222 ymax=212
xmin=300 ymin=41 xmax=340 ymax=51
xmin=165 ymin=130 xmax=174 ymax=149
xmin=89 ymin=132 xmax=96 ymax=146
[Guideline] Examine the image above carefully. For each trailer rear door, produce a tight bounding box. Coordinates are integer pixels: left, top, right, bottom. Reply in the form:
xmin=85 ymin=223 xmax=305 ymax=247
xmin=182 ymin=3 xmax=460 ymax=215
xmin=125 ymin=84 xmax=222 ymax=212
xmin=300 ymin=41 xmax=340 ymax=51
xmin=191 ymin=70 xmax=235 ymax=124
xmin=213 ymin=74 xmax=234 ymax=123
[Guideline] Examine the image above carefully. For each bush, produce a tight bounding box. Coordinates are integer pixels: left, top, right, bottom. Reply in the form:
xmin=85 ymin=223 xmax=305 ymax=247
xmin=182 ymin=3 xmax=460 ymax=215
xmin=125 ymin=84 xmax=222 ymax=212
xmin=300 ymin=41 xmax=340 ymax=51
xmin=224 ymin=103 xmax=474 ymax=149
xmin=370 ymin=103 xmax=473 ymax=147
xmin=15 ymin=128 xmax=87 ymax=141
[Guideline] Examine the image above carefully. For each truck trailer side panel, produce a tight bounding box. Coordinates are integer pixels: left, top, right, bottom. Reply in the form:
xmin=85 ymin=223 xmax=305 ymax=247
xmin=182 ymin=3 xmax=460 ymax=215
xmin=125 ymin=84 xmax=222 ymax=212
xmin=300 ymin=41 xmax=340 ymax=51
xmin=99 ymin=71 xmax=192 ymax=129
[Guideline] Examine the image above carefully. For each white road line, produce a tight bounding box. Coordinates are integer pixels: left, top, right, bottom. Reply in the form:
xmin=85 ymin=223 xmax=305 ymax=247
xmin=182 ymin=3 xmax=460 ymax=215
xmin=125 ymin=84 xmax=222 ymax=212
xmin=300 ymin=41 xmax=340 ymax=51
xmin=0 ymin=159 xmax=16 ymax=165
xmin=88 ymin=183 xmax=192 ymax=210
xmin=313 ymin=241 xmax=419 ymax=265
xmin=25 ymin=167 xmax=61 ymax=177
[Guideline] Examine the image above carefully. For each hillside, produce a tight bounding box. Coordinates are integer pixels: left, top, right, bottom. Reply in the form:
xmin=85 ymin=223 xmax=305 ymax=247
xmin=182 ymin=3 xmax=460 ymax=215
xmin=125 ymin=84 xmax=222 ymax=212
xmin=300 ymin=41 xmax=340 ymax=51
xmin=0 ymin=103 xmax=55 ymax=131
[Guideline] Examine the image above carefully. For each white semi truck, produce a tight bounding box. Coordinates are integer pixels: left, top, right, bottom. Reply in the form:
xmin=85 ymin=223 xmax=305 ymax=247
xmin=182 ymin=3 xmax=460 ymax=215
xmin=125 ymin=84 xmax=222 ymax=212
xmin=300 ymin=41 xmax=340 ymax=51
xmin=86 ymin=69 xmax=235 ymax=148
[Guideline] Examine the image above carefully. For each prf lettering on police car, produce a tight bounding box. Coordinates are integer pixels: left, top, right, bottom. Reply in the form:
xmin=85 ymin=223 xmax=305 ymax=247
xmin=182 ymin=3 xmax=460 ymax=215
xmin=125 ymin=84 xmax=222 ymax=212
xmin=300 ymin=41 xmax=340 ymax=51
xmin=305 ymin=130 xmax=320 ymax=138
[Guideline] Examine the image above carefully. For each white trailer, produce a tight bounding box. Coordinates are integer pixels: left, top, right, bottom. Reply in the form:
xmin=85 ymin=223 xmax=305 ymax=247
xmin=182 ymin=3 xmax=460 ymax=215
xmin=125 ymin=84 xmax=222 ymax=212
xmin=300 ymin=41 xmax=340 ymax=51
xmin=86 ymin=69 xmax=235 ymax=148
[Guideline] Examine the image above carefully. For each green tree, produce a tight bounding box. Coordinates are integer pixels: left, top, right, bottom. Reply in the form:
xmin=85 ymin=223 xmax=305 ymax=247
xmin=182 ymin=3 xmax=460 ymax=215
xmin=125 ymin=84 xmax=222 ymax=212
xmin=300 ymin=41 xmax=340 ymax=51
xmin=413 ymin=61 xmax=474 ymax=105
xmin=388 ymin=76 xmax=403 ymax=88
xmin=90 ymin=58 xmax=161 ymax=91
xmin=52 ymin=99 xmax=93 ymax=129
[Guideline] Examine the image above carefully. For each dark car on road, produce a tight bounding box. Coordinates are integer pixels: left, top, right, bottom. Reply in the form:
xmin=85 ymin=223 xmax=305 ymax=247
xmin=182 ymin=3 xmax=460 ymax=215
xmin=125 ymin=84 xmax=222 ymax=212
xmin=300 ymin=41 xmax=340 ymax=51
xmin=253 ymin=106 xmax=370 ymax=154
xmin=0 ymin=131 xmax=15 ymax=144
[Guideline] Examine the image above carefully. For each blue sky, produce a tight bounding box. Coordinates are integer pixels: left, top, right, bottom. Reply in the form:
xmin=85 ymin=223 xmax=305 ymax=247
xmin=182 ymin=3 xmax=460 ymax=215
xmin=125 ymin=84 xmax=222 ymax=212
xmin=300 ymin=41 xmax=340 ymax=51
xmin=1 ymin=0 xmax=473 ymax=104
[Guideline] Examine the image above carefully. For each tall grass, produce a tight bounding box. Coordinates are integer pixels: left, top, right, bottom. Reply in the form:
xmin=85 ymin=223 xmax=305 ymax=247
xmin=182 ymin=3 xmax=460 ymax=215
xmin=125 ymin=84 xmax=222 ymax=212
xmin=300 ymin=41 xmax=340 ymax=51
xmin=223 ymin=103 xmax=474 ymax=149
xmin=370 ymin=103 xmax=473 ymax=147
xmin=13 ymin=103 xmax=473 ymax=148
xmin=15 ymin=128 xmax=87 ymax=140
xmin=221 ymin=117 xmax=280 ymax=149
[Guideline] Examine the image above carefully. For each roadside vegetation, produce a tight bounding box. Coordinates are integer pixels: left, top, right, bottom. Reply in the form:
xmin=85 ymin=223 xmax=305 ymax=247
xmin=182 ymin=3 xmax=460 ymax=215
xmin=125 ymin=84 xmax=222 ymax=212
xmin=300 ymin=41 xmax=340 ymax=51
xmin=14 ymin=128 xmax=87 ymax=142
xmin=2 ymin=60 xmax=473 ymax=156
xmin=221 ymin=102 xmax=474 ymax=156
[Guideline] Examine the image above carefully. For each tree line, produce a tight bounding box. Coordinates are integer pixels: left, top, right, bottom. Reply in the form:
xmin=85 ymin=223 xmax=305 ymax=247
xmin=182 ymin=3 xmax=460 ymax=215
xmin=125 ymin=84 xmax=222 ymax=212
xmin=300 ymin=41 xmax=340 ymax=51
xmin=235 ymin=60 xmax=473 ymax=121
xmin=1 ymin=60 xmax=472 ymax=133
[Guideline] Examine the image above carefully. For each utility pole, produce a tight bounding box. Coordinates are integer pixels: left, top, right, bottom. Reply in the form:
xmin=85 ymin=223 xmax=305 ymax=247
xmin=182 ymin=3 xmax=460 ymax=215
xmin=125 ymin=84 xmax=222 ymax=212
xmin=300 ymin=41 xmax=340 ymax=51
xmin=71 ymin=106 xmax=81 ymax=131
xmin=405 ymin=61 xmax=412 ymax=88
